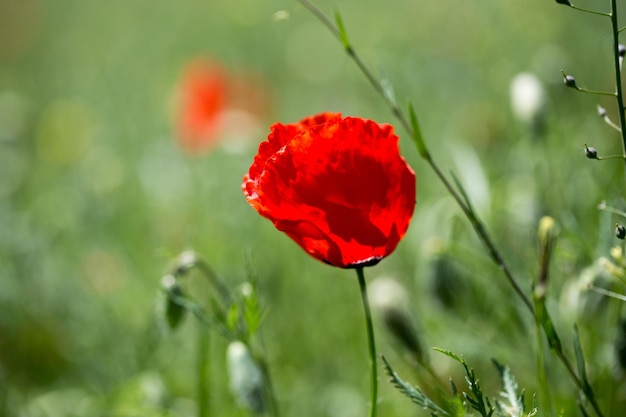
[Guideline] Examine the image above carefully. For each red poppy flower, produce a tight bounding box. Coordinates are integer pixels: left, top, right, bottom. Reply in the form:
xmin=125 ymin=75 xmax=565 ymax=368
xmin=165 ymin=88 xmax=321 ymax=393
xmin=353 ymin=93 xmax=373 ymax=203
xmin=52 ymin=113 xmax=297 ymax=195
xmin=243 ymin=113 xmax=416 ymax=268
xmin=176 ymin=59 xmax=228 ymax=154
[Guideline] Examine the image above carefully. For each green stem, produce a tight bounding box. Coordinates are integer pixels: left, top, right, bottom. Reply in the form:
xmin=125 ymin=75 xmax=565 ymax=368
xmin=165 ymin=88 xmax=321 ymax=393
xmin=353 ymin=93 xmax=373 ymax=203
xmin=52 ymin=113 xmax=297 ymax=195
xmin=588 ymin=284 xmax=626 ymax=302
xmin=598 ymin=201 xmax=626 ymax=218
xmin=570 ymin=4 xmax=611 ymax=18
xmin=575 ymin=87 xmax=616 ymax=97
xmin=610 ymin=0 xmax=626 ymax=176
xmin=535 ymin=314 xmax=553 ymax=417
xmin=258 ymin=356 xmax=281 ymax=417
xmin=197 ymin=322 xmax=210 ymax=417
xmin=356 ymin=267 xmax=378 ymax=417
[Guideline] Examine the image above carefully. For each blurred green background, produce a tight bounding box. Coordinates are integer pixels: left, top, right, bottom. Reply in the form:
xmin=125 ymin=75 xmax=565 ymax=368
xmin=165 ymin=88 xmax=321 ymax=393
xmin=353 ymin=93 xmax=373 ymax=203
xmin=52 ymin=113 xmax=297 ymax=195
xmin=2 ymin=0 xmax=626 ymax=416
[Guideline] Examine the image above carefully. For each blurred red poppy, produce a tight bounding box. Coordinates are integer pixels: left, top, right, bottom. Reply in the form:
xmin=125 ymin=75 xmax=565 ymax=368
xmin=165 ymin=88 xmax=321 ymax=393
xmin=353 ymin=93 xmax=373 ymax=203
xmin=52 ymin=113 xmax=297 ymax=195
xmin=175 ymin=59 xmax=272 ymax=155
xmin=243 ymin=113 xmax=416 ymax=268
xmin=176 ymin=59 xmax=228 ymax=154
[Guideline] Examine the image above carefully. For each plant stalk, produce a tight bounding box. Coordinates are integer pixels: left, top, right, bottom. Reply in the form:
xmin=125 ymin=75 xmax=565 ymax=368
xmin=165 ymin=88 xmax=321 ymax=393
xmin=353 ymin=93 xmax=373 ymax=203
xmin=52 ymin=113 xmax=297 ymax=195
xmin=611 ymin=0 xmax=626 ymax=175
xmin=356 ymin=267 xmax=378 ymax=417
xmin=197 ymin=322 xmax=210 ymax=417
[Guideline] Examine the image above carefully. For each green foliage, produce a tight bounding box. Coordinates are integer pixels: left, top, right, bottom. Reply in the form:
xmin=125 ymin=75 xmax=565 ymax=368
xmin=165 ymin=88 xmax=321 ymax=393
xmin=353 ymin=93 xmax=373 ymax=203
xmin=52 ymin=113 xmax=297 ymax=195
xmin=408 ymin=101 xmax=428 ymax=159
xmin=334 ymin=8 xmax=351 ymax=52
xmin=384 ymin=348 xmax=538 ymax=417
xmin=382 ymin=356 xmax=448 ymax=416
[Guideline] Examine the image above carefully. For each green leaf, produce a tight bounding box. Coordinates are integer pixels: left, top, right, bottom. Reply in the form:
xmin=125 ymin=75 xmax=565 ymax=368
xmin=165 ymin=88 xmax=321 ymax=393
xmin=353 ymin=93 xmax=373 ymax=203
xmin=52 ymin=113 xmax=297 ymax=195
xmin=164 ymin=286 xmax=186 ymax=330
xmin=408 ymin=101 xmax=429 ymax=159
xmin=379 ymin=66 xmax=396 ymax=105
xmin=241 ymin=282 xmax=266 ymax=336
xmin=436 ymin=348 xmax=493 ymax=417
xmin=226 ymin=302 xmax=240 ymax=333
xmin=382 ymin=356 xmax=448 ymax=415
xmin=533 ymin=290 xmax=562 ymax=353
xmin=573 ymin=325 xmax=589 ymax=388
xmin=334 ymin=8 xmax=350 ymax=51
xmin=493 ymin=360 xmax=526 ymax=417
xmin=433 ymin=347 xmax=465 ymax=365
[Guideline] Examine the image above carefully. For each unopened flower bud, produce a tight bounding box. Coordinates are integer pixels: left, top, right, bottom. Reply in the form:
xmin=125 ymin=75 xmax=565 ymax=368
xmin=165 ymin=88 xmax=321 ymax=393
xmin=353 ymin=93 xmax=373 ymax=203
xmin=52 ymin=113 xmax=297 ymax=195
xmin=620 ymin=44 xmax=626 ymax=58
xmin=538 ymin=216 xmax=558 ymax=247
xmin=563 ymin=74 xmax=577 ymax=89
xmin=174 ymin=250 xmax=197 ymax=275
xmin=555 ymin=0 xmax=571 ymax=5
xmin=369 ymin=277 xmax=426 ymax=365
xmin=616 ymin=224 xmax=626 ymax=240
xmin=159 ymin=274 xmax=186 ymax=330
xmin=597 ymin=105 xmax=607 ymax=118
xmin=227 ymin=341 xmax=266 ymax=414
xmin=584 ymin=145 xmax=598 ymax=159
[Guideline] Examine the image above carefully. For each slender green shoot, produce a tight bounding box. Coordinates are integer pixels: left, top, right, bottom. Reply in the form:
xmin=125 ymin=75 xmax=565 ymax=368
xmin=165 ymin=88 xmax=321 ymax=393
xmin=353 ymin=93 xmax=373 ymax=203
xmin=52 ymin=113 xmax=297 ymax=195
xmin=356 ymin=267 xmax=378 ymax=417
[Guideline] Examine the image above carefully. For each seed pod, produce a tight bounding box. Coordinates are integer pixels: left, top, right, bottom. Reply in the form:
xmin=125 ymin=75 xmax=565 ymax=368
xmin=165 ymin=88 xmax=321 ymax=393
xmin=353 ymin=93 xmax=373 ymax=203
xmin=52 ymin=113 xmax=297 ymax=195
xmin=563 ymin=74 xmax=577 ymax=89
xmin=584 ymin=145 xmax=598 ymax=159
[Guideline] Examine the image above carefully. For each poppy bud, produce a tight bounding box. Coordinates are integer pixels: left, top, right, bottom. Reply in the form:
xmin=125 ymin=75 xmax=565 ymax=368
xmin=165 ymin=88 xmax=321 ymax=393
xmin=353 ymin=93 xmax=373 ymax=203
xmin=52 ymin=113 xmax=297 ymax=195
xmin=226 ymin=341 xmax=266 ymax=414
xmin=369 ymin=277 xmax=426 ymax=366
xmin=160 ymin=274 xmax=186 ymax=330
xmin=537 ymin=216 xmax=558 ymax=288
xmin=584 ymin=145 xmax=598 ymax=159
xmin=538 ymin=216 xmax=557 ymax=247
xmin=616 ymin=224 xmax=626 ymax=240
xmin=555 ymin=0 xmax=571 ymax=4
xmin=563 ymin=74 xmax=577 ymax=89
xmin=174 ymin=250 xmax=197 ymax=275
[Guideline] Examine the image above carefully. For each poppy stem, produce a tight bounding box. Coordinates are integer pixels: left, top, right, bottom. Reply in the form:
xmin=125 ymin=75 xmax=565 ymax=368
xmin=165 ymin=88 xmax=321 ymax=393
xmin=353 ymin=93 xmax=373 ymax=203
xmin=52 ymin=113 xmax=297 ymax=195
xmin=356 ymin=267 xmax=378 ymax=417
xmin=197 ymin=321 xmax=210 ymax=417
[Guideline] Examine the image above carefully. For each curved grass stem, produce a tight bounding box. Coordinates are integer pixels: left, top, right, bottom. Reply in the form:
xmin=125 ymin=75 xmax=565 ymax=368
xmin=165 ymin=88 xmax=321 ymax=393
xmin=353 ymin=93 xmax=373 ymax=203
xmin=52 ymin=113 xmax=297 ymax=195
xmin=356 ymin=267 xmax=378 ymax=417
